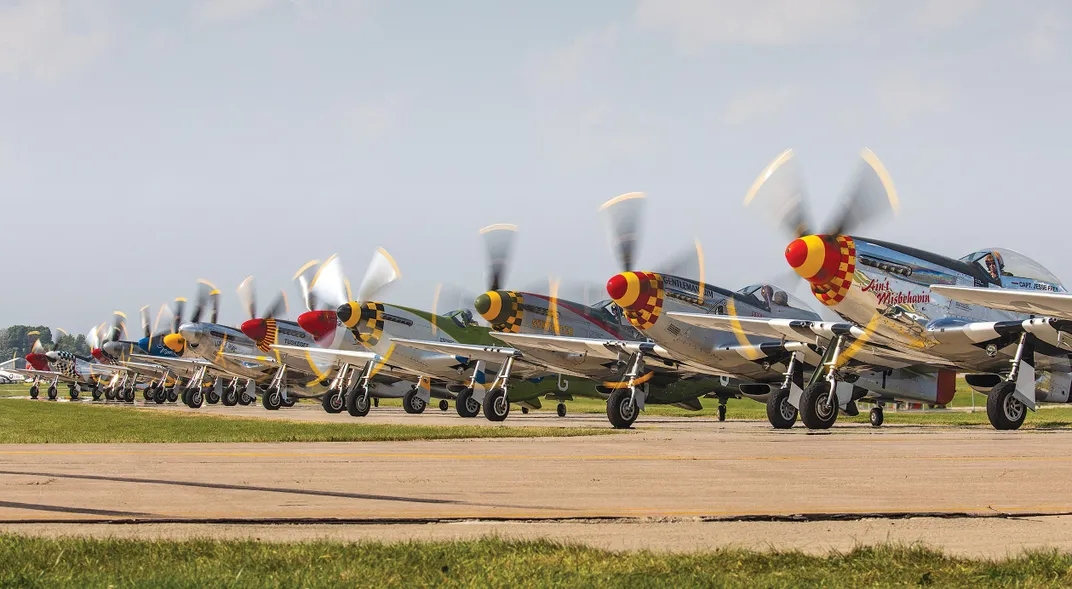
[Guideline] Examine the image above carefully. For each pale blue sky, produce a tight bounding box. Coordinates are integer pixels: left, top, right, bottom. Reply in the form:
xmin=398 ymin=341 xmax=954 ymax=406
xmin=2 ymin=0 xmax=1070 ymax=330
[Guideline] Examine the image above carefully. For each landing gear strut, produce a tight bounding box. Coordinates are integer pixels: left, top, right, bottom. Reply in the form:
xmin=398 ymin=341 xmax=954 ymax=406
xmin=986 ymin=332 xmax=1034 ymax=431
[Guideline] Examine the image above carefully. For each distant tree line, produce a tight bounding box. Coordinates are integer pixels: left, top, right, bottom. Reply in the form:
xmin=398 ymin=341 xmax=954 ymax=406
xmin=0 ymin=326 xmax=91 ymax=367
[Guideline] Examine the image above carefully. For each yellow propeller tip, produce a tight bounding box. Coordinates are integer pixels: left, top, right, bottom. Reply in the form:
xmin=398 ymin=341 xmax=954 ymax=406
xmin=599 ymin=192 xmax=646 ymax=210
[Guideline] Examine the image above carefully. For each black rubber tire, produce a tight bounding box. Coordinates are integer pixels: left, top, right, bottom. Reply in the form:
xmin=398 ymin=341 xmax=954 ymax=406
xmin=556 ymin=403 xmax=566 ymax=418
xmin=606 ymin=388 xmax=638 ymax=429
xmin=281 ymin=396 xmax=296 ymax=408
xmin=521 ymin=407 xmax=529 ymax=414
xmin=717 ymin=404 xmax=727 ymax=422
xmin=167 ymin=387 xmax=178 ymax=402
xmin=238 ymin=390 xmax=254 ymax=405
xmin=455 ymin=388 xmax=480 ymax=418
xmin=181 ymin=387 xmax=191 ymax=406
xmin=986 ymin=381 xmax=1026 ymax=430
xmin=800 ymin=381 xmax=838 ymax=430
xmin=142 ymin=388 xmax=151 ymax=401
xmin=29 ymin=386 xmax=38 ymax=400
xmin=105 ymin=388 xmax=116 ymax=401
xmin=92 ymin=388 xmax=103 ymax=402
xmin=482 ymin=388 xmax=509 ymax=422
xmin=321 ymin=389 xmax=344 ymax=414
xmin=403 ymin=389 xmax=427 ymax=414
xmin=346 ymin=387 xmax=371 ymax=417
xmin=124 ymin=387 xmax=135 ymax=403
xmin=69 ymin=386 xmax=79 ymax=401
xmin=439 ymin=399 xmax=449 ymax=411
xmin=207 ymin=390 xmax=220 ymax=405
xmin=154 ymin=388 xmax=166 ymax=404
xmin=221 ymin=386 xmax=238 ymax=407
xmin=187 ymin=387 xmax=203 ymax=408
xmin=262 ymin=387 xmax=282 ymax=411
xmin=766 ymin=387 xmax=798 ymax=429
xmin=869 ymin=407 xmax=884 ymax=427
xmin=47 ymin=386 xmax=58 ymax=401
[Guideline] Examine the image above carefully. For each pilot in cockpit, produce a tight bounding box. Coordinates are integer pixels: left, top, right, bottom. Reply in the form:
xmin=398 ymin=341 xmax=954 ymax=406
xmin=983 ymin=252 xmax=1004 ymax=282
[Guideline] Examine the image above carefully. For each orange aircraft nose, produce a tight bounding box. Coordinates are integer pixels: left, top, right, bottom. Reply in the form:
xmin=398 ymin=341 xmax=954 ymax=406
xmin=785 ymin=235 xmax=842 ymax=285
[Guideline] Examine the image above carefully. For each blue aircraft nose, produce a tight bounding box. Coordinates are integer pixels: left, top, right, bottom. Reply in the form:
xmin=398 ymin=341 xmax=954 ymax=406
xmin=136 ymin=337 xmax=151 ymax=353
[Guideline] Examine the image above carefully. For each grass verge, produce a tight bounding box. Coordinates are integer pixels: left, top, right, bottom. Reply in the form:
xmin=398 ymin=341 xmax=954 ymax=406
xmin=0 ymin=536 xmax=1069 ymax=588
xmin=0 ymin=400 xmax=613 ymax=444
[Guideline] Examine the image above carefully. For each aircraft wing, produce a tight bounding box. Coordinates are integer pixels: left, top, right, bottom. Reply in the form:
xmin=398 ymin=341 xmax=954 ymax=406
xmin=10 ymin=368 xmax=79 ymax=383
xmin=219 ymin=352 xmax=278 ymax=366
xmin=389 ymin=338 xmax=523 ymax=363
xmin=933 ymin=285 xmax=1072 ymax=320
xmin=129 ymin=354 xmax=215 ymax=372
xmin=666 ymin=313 xmax=865 ymax=344
xmin=488 ymin=332 xmax=623 ymax=360
xmin=270 ymin=344 xmax=377 ymax=365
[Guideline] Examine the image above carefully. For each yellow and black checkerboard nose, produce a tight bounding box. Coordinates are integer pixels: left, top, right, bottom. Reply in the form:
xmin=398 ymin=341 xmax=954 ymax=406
xmin=606 ymin=271 xmax=663 ymax=330
xmin=338 ymin=301 xmax=386 ymax=347
xmin=474 ymin=290 xmax=523 ymax=332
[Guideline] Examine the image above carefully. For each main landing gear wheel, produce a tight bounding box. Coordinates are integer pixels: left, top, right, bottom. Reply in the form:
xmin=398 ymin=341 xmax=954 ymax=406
xmin=606 ymin=388 xmax=638 ymax=429
xmin=346 ymin=388 xmax=371 ymax=417
xmin=68 ymin=386 xmax=79 ymax=401
xmin=47 ymin=385 xmax=58 ymax=401
xmin=281 ymin=396 xmax=296 ymax=408
xmin=483 ymin=388 xmax=509 ymax=422
xmin=439 ymin=399 xmax=449 ymax=411
xmin=167 ymin=387 xmax=178 ymax=403
xmin=142 ymin=388 xmax=151 ymax=401
xmin=238 ymin=390 xmax=254 ymax=405
xmin=105 ymin=388 xmax=116 ymax=401
xmin=207 ymin=389 xmax=220 ymax=405
xmin=92 ymin=387 xmax=102 ymax=402
xmin=124 ymin=387 xmax=135 ymax=403
xmin=986 ymin=381 xmax=1026 ymax=430
xmin=321 ymin=390 xmax=344 ymax=414
xmin=181 ymin=387 xmax=191 ymax=406
xmin=403 ymin=389 xmax=427 ymax=414
xmin=262 ymin=387 xmax=283 ymax=411
xmin=221 ymin=386 xmax=238 ymax=407
xmin=154 ymin=388 xmax=167 ymax=404
xmin=766 ymin=387 xmax=798 ymax=429
xmin=187 ymin=387 xmax=204 ymax=409
xmin=800 ymin=381 xmax=838 ymax=430
xmin=29 ymin=385 xmax=38 ymax=400
xmin=455 ymin=388 xmax=480 ymax=418
xmin=869 ymin=407 xmax=884 ymax=427
xmin=556 ymin=403 xmax=567 ymax=418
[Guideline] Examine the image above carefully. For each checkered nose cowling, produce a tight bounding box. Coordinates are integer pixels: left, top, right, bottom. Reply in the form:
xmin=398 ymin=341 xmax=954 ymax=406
xmin=785 ymin=234 xmax=856 ymax=306
xmin=474 ymin=290 xmax=524 ymax=333
xmin=606 ymin=271 xmax=664 ymax=330
xmin=337 ymin=301 xmax=386 ymax=347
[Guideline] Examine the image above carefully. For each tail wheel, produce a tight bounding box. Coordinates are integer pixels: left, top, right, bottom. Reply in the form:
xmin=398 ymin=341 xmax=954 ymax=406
xmin=403 ymin=389 xmax=427 ymax=414
xmin=321 ymin=389 xmax=344 ymax=414
xmin=482 ymin=388 xmax=509 ymax=421
xmin=439 ymin=399 xmax=449 ymax=411
xmin=455 ymin=388 xmax=480 ymax=418
xmin=221 ymin=386 xmax=238 ymax=407
xmin=986 ymin=381 xmax=1026 ymax=430
xmin=556 ymin=403 xmax=567 ymax=418
xmin=606 ymin=388 xmax=638 ymax=429
xmin=765 ymin=386 xmax=798 ymax=429
xmin=800 ymin=381 xmax=838 ymax=430
xmin=869 ymin=406 xmax=884 ymax=427
xmin=346 ymin=388 xmax=371 ymax=417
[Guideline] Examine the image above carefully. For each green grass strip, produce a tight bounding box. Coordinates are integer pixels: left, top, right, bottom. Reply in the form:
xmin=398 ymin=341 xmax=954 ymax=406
xmin=0 ymin=400 xmax=613 ymax=444
xmin=0 ymin=536 xmax=1070 ymax=588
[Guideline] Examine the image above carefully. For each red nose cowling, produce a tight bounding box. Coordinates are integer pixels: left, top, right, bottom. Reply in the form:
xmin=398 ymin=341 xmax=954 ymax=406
xmin=606 ymin=274 xmax=628 ymax=302
xmin=240 ymin=318 xmax=268 ymax=343
xmin=298 ymin=310 xmax=337 ymax=341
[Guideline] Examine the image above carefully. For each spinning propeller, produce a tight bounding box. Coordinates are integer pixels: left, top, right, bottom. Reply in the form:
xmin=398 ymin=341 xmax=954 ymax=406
xmin=236 ymin=275 xmax=289 ymax=345
xmin=332 ymin=249 xmax=402 ymax=340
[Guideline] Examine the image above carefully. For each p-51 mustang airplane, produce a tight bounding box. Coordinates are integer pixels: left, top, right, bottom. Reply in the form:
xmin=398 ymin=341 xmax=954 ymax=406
xmin=12 ymin=330 xmax=122 ymax=400
xmin=668 ymin=148 xmax=1072 ymax=430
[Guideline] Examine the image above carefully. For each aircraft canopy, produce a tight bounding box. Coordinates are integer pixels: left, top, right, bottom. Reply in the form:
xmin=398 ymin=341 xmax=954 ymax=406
xmin=958 ymin=248 xmax=1064 ymax=287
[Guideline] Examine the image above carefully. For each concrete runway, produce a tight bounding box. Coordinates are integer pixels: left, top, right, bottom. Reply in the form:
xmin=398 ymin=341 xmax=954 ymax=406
xmin=4 ymin=405 xmax=1072 ymax=556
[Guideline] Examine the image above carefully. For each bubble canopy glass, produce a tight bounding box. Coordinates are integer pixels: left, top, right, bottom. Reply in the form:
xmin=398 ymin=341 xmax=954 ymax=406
xmin=959 ymin=248 xmax=1064 ymax=286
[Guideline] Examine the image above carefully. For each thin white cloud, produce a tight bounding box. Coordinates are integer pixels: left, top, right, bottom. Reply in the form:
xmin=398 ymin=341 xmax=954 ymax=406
xmin=193 ymin=0 xmax=278 ymax=25
xmin=524 ymin=24 xmax=619 ymax=93
xmin=634 ymin=0 xmax=863 ymax=51
xmin=720 ymin=85 xmax=799 ymax=126
xmin=875 ymin=71 xmax=952 ymax=124
xmin=0 ymin=0 xmax=111 ymax=81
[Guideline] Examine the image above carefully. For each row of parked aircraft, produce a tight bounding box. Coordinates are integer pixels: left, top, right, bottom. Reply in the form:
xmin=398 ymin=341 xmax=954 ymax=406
xmin=7 ymin=148 xmax=1072 ymax=431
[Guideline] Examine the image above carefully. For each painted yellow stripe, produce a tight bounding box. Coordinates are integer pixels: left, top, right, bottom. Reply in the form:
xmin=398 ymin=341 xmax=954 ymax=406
xmin=795 ymin=235 xmax=827 ymax=279
xmin=484 ymin=292 xmax=502 ymax=322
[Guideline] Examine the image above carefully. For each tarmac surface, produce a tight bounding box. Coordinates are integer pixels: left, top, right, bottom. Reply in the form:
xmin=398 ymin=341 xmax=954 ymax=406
xmin=4 ymin=401 xmax=1072 ymax=556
